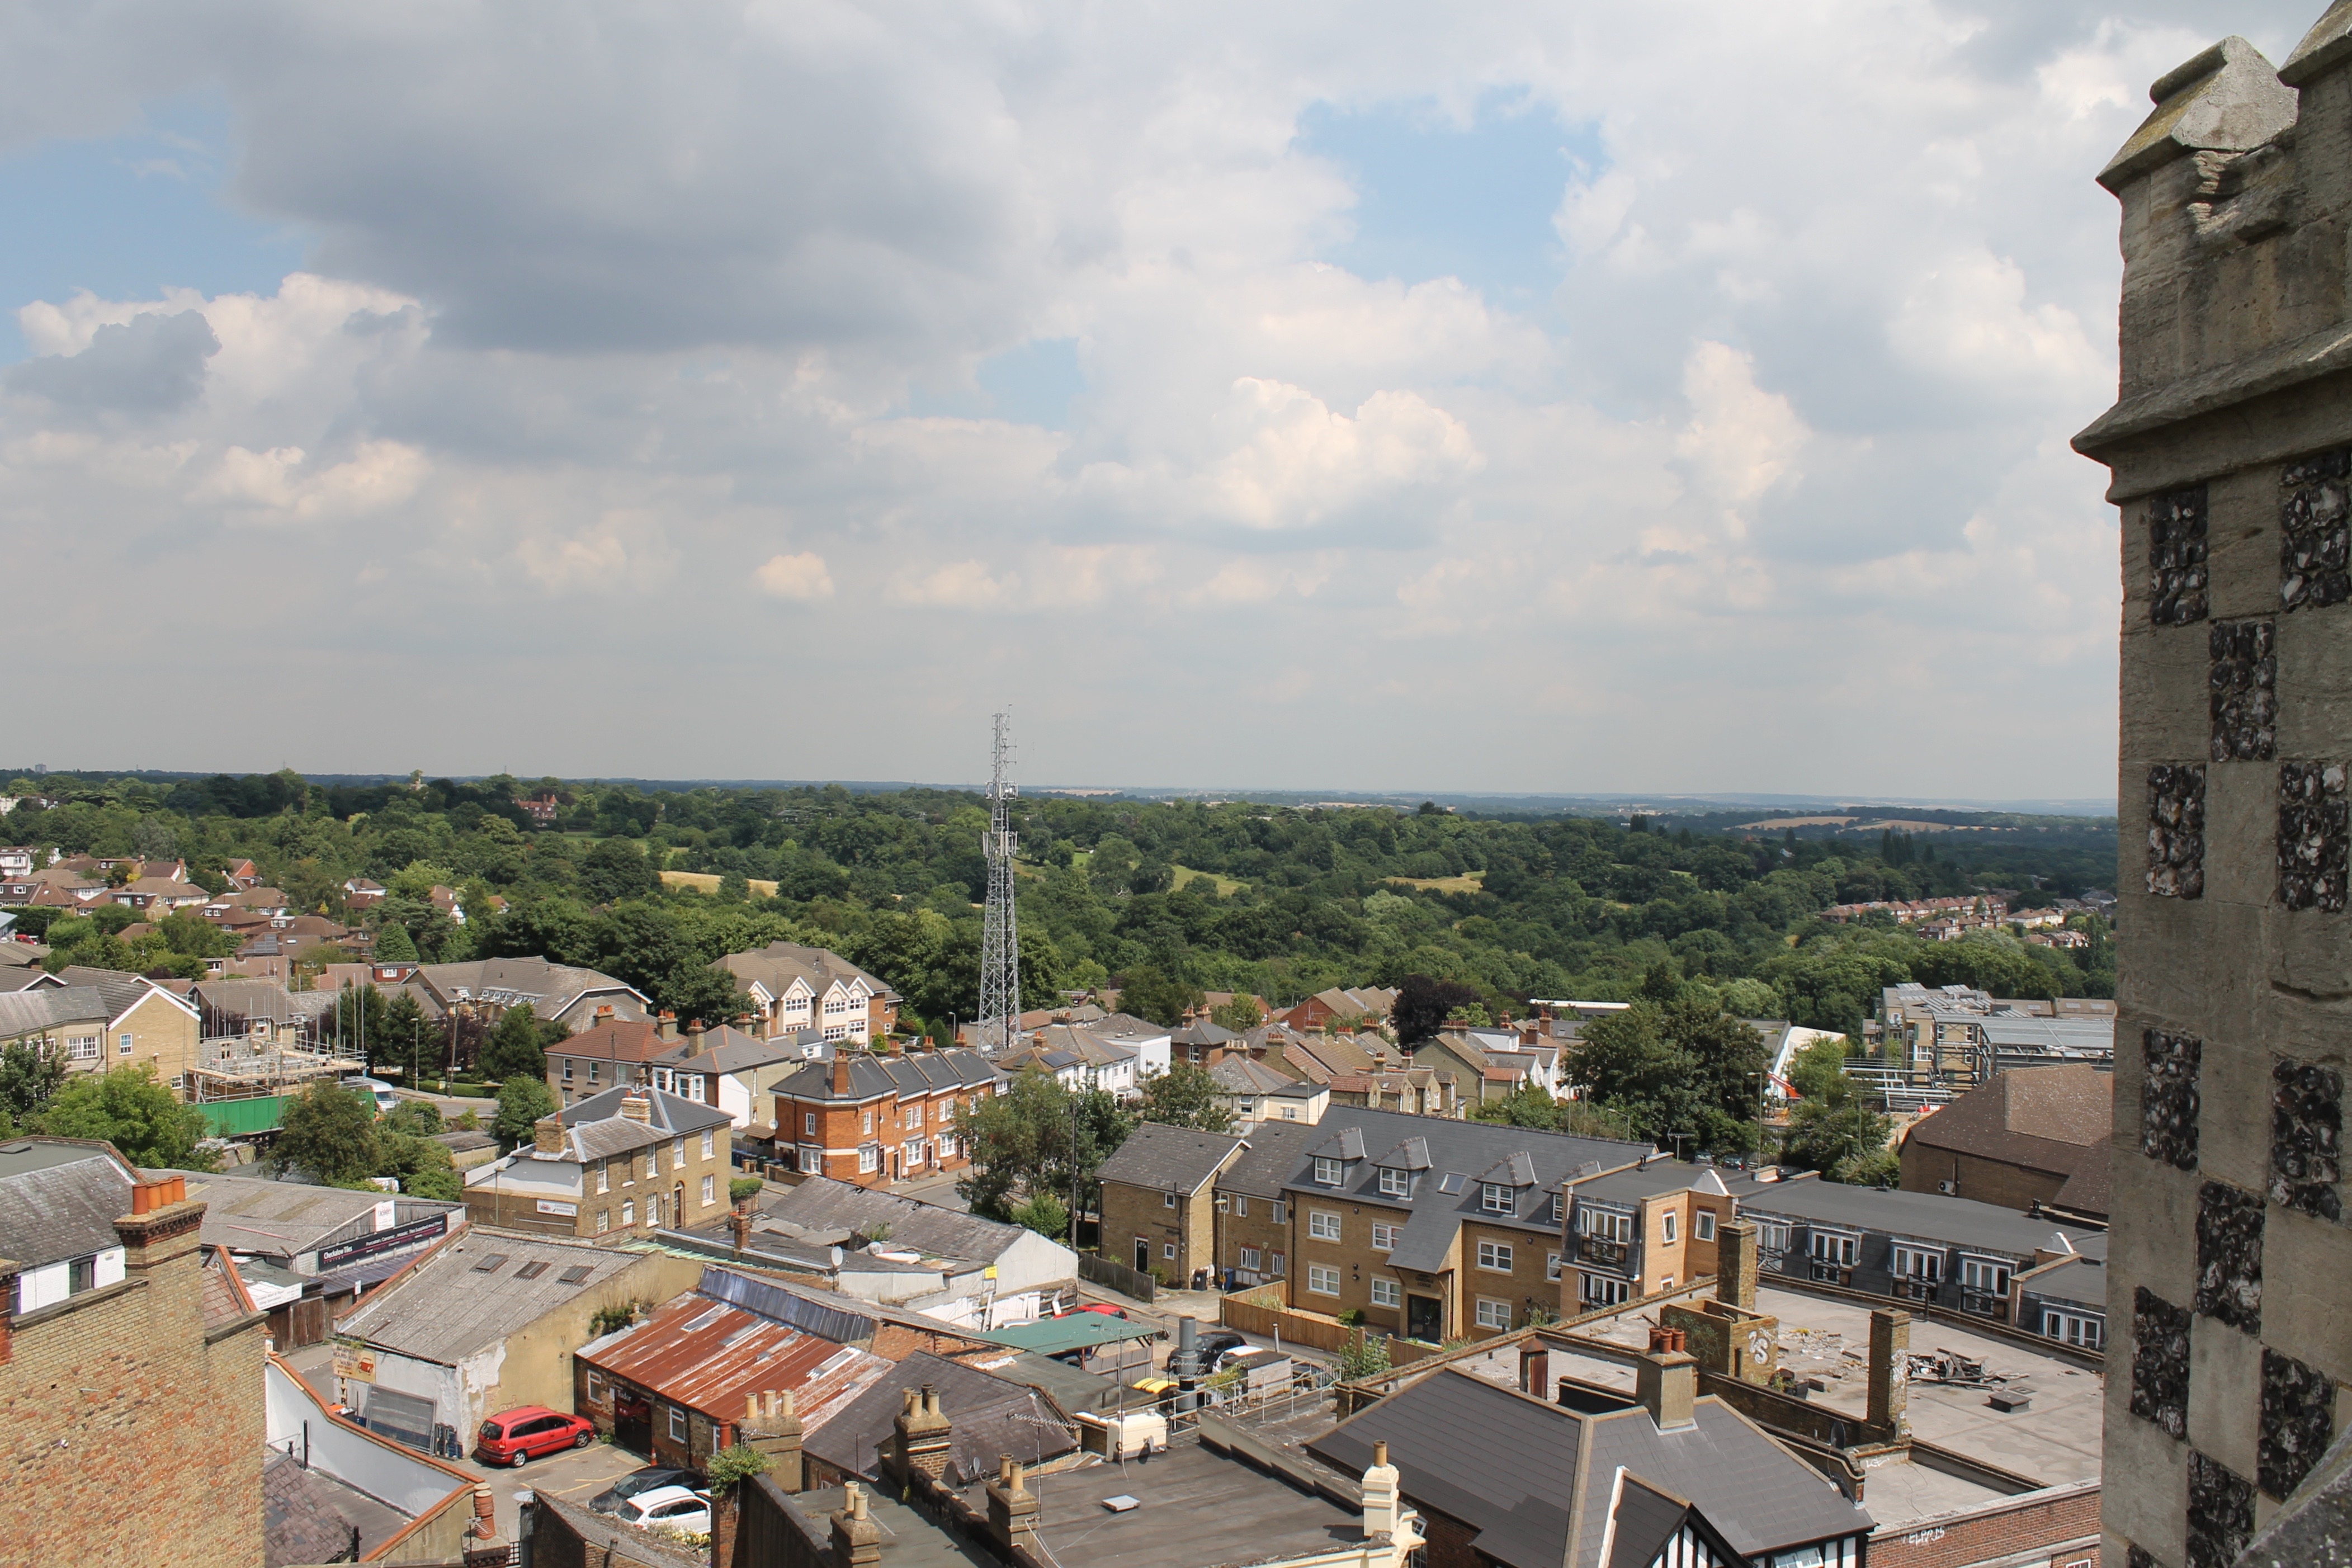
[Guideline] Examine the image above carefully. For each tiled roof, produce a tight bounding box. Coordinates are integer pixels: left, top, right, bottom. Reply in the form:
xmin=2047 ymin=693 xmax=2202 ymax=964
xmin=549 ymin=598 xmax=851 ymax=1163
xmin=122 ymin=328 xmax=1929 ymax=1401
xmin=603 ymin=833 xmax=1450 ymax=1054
xmin=556 ymin=1083 xmax=732 ymax=1137
xmin=1902 ymin=1065 xmax=2109 ymax=1177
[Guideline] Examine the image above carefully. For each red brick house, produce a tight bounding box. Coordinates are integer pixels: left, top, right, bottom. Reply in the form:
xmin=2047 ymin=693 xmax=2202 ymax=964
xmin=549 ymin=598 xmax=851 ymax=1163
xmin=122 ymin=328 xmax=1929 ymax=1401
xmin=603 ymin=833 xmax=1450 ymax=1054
xmin=770 ymin=1048 xmax=1006 ymax=1187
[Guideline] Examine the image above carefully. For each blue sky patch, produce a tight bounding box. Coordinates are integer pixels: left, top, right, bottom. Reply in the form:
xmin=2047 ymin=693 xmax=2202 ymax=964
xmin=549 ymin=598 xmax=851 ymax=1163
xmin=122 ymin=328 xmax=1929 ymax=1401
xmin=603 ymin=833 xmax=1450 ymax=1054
xmin=1295 ymin=89 xmax=1600 ymax=310
xmin=0 ymin=92 xmax=305 ymax=362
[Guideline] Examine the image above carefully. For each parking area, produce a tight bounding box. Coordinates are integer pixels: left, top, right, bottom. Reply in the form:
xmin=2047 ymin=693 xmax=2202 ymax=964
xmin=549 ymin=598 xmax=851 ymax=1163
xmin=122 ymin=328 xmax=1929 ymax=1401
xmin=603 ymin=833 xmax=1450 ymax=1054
xmin=462 ymin=1440 xmax=648 ymax=1543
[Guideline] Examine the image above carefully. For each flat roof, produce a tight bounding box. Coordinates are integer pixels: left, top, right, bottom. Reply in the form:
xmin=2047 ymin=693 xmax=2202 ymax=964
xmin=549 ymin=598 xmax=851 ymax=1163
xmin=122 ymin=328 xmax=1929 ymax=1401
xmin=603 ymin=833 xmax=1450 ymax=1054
xmin=955 ymin=1432 xmax=1369 ymax=1568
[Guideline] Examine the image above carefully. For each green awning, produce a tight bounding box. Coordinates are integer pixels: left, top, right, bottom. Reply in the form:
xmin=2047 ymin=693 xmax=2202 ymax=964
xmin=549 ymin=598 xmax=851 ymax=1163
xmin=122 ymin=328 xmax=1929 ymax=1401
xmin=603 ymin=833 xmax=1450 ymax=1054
xmin=972 ymin=1314 xmax=1159 ymax=1355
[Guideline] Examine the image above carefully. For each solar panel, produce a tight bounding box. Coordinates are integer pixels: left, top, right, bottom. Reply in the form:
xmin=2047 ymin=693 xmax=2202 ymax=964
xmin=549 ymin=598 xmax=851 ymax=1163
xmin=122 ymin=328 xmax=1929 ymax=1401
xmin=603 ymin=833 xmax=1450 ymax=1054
xmin=472 ymin=1253 xmax=510 ymax=1273
xmin=513 ymin=1261 xmax=549 ymax=1280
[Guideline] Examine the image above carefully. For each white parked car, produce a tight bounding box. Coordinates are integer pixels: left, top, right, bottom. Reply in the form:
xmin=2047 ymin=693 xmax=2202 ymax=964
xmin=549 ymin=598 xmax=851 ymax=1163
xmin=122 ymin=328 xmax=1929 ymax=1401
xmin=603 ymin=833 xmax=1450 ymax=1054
xmin=618 ymin=1485 xmax=711 ymax=1536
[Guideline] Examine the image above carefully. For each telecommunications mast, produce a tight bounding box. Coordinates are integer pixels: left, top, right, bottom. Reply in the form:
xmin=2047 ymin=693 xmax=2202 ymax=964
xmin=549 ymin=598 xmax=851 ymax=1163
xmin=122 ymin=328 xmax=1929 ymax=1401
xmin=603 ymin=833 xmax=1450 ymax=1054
xmin=976 ymin=711 xmax=1022 ymax=1055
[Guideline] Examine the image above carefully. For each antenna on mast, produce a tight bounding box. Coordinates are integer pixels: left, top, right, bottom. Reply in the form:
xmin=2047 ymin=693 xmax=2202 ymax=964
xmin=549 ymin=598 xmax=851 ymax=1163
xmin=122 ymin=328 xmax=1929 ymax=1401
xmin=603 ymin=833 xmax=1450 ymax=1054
xmin=976 ymin=711 xmax=1022 ymax=1056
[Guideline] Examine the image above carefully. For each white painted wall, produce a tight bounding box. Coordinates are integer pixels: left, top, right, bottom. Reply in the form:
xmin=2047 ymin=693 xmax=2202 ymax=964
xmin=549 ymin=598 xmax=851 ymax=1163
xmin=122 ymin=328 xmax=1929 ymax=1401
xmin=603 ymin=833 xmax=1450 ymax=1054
xmin=267 ymin=1359 xmax=472 ymax=1518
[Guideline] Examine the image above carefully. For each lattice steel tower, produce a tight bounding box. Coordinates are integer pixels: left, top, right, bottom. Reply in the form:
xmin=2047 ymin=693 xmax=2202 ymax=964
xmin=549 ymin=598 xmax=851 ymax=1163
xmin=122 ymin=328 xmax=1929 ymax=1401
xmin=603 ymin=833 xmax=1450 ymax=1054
xmin=976 ymin=710 xmax=1022 ymax=1055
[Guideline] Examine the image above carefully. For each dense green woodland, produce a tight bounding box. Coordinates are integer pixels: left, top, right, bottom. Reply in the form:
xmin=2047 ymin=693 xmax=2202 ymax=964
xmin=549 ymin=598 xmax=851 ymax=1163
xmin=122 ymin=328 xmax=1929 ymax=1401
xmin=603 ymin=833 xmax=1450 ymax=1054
xmin=2 ymin=771 xmax=2116 ymax=1044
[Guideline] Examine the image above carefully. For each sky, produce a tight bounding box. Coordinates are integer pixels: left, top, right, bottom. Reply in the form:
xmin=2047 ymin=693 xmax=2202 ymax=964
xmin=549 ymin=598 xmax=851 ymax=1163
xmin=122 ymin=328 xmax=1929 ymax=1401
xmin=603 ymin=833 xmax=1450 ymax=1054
xmin=0 ymin=1 xmax=2322 ymax=798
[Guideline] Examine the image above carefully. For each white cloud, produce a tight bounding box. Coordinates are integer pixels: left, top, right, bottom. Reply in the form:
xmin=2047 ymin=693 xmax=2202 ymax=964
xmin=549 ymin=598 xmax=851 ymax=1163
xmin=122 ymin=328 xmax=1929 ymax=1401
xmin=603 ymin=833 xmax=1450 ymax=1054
xmin=892 ymin=560 xmax=1017 ymax=608
xmin=755 ymin=550 xmax=837 ymax=601
xmin=0 ymin=0 xmax=2310 ymax=791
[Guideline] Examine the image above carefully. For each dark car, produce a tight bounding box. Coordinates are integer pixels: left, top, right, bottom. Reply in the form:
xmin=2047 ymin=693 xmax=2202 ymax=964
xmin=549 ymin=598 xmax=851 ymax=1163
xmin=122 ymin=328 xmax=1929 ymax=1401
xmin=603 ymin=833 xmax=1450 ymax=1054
xmin=1193 ymin=1330 xmax=1249 ymax=1369
xmin=476 ymin=1406 xmax=595 ymax=1466
xmin=591 ymin=1466 xmax=705 ymax=1515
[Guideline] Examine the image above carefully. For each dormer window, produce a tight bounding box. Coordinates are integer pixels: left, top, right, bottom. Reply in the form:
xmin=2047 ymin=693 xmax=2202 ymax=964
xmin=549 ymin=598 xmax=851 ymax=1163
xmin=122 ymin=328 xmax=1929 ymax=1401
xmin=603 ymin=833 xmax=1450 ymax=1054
xmin=1313 ymin=1156 xmax=1343 ymax=1187
xmin=1481 ymin=1182 xmax=1513 ymax=1215
xmin=1378 ymin=1167 xmax=1409 ymax=1198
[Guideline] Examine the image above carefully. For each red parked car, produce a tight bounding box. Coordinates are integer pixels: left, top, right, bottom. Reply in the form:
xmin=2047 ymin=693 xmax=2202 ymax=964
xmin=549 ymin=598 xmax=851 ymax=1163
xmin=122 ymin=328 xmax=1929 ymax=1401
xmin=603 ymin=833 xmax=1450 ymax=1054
xmin=1058 ymin=1302 xmax=1127 ymax=1320
xmin=477 ymin=1406 xmax=595 ymax=1466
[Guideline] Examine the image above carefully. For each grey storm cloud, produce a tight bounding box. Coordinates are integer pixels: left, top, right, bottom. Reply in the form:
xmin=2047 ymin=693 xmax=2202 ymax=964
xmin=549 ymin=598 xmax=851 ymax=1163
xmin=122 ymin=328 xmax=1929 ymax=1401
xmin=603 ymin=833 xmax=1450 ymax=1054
xmin=6 ymin=309 xmax=219 ymax=415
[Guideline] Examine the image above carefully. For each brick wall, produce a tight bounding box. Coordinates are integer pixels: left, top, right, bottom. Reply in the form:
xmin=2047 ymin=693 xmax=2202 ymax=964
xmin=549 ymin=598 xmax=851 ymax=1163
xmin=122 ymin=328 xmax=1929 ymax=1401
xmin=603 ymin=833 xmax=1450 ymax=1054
xmin=1215 ymin=1190 xmax=1289 ymax=1284
xmin=1898 ymin=1144 xmax=2070 ymax=1211
xmin=0 ymin=1201 xmax=267 ymax=1568
xmin=1867 ymin=1483 xmax=2100 ymax=1568
xmin=1099 ymin=1179 xmax=1217 ymax=1285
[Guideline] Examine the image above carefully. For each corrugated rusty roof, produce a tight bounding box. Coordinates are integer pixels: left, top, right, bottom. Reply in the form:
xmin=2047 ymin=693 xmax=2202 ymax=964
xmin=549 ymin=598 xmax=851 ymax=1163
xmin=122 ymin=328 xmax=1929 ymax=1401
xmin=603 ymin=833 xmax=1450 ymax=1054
xmin=578 ymin=1288 xmax=894 ymax=1429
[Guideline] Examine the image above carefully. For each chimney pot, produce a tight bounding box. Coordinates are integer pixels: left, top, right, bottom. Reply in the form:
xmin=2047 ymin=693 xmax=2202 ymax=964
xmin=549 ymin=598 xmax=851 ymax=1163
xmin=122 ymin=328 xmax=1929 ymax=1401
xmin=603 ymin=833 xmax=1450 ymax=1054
xmin=747 ymin=1394 xmax=761 ymax=1420
xmin=1373 ymin=1440 xmax=1388 ymax=1467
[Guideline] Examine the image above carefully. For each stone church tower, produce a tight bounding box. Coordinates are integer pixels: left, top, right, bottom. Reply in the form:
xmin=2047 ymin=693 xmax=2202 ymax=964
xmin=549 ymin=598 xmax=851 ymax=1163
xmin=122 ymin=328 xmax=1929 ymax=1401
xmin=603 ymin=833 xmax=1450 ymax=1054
xmin=2075 ymin=7 xmax=2352 ymax=1564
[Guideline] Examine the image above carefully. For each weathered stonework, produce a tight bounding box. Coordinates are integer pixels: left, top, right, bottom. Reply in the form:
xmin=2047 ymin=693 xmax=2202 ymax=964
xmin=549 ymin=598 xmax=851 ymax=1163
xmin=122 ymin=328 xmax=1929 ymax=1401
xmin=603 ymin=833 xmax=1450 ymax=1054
xmin=2149 ymin=763 xmax=2208 ymax=898
xmin=2078 ymin=17 xmax=2352 ymax=1565
xmin=2152 ymin=485 xmax=2213 ymax=625
xmin=2134 ymin=1286 xmax=2194 ymax=1439
xmin=2259 ymin=1346 xmax=2337 ymax=1500
xmin=2282 ymin=446 xmax=2352 ymax=611
xmin=2271 ymin=1056 xmax=2344 ymax=1220
xmin=2210 ymin=620 xmax=2278 ymax=761
xmin=2187 ymin=1448 xmax=2256 ymax=1568
xmin=2194 ymin=1180 xmax=2264 ymax=1334
xmin=2278 ymin=761 xmax=2349 ymax=911
xmin=2145 ymin=1028 xmax=2203 ymax=1171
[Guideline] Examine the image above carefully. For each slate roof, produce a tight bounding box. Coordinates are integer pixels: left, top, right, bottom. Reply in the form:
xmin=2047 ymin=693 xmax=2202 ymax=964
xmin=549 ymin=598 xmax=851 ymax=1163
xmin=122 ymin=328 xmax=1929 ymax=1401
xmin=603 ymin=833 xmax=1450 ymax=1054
xmin=1210 ymin=1057 xmax=1295 ymax=1094
xmin=535 ymin=1494 xmax=705 ymax=1568
xmin=1215 ymin=1119 xmax=1324 ymax=1199
xmin=1094 ymin=1122 xmax=1245 ymax=1196
xmin=1903 ymin=1065 xmax=2109 ymax=1178
xmin=1279 ymin=1107 xmax=1653 ymax=1269
xmin=0 ymin=1141 xmax=136 ymax=1271
xmin=771 ymin=1050 xmax=1004 ymax=1104
xmin=337 ymin=1232 xmax=640 ymax=1364
xmin=653 ymin=1024 xmax=814 ymax=1075
xmin=556 ymin=1083 xmax=733 ymax=1137
xmin=411 ymin=957 xmax=649 ymax=1022
xmin=805 ymin=1349 xmax=1080 ymax=1485
xmin=1736 ymin=1174 xmax=2095 ymax=1258
xmin=1309 ymin=1370 xmax=1872 ymax=1568
xmin=263 ymin=1451 xmax=358 ymax=1567
xmin=737 ymin=1178 xmax=1046 ymax=1269
xmin=2022 ymin=1256 xmax=2107 ymax=1308
xmin=0 ymin=978 xmax=154 ymax=1035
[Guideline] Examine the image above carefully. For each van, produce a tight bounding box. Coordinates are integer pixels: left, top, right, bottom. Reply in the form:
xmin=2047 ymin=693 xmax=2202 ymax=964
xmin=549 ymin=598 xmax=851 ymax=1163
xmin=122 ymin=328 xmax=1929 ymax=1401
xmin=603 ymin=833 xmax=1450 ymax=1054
xmin=343 ymin=1076 xmax=399 ymax=1115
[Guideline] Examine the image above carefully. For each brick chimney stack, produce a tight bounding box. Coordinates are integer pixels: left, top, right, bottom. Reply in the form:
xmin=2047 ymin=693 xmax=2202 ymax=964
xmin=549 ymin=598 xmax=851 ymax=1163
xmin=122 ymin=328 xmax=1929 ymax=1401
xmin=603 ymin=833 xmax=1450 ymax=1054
xmin=113 ymin=1176 xmax=207 ymax=1317
xmin=687 ymin=1020 xmax=706 ymax=1056
xmin=1636 ymin=1328 xmax=1697 ymax=1431
xmin=533 ymin=1115 xmax=566 ymax=1155
xmin=986 ymin=1456 xmax=1038 ymax=1554
xmin=618 ymin=1089 xmax=652 ymax=1125
xmin=832 ymin=1054 xmax=852 ymax=1095
xmin=1715 ymin=1218 xmax=1759 ymax=1312
xmin=830 ymin=1481 xmax=882 ymax=1568
xmin=739 ymin=1388 xmax=805 ymax=1491
xmin=730 ymin=1203 xmax=754 ymax=1253
xmin=1867 ymin=1309 xmax=1911 ymax=1435
xmin=889 ymin=1386 xmax=953 ymax=1487
xmin=657 ymin=1010 xmax=679 ymax=1043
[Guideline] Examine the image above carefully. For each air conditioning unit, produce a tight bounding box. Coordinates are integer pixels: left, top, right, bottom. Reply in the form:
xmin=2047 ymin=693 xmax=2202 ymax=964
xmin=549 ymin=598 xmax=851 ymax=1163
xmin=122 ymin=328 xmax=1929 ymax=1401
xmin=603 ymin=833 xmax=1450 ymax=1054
xmin=1938 ymin=1180 xmax=1956 ymax=1194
